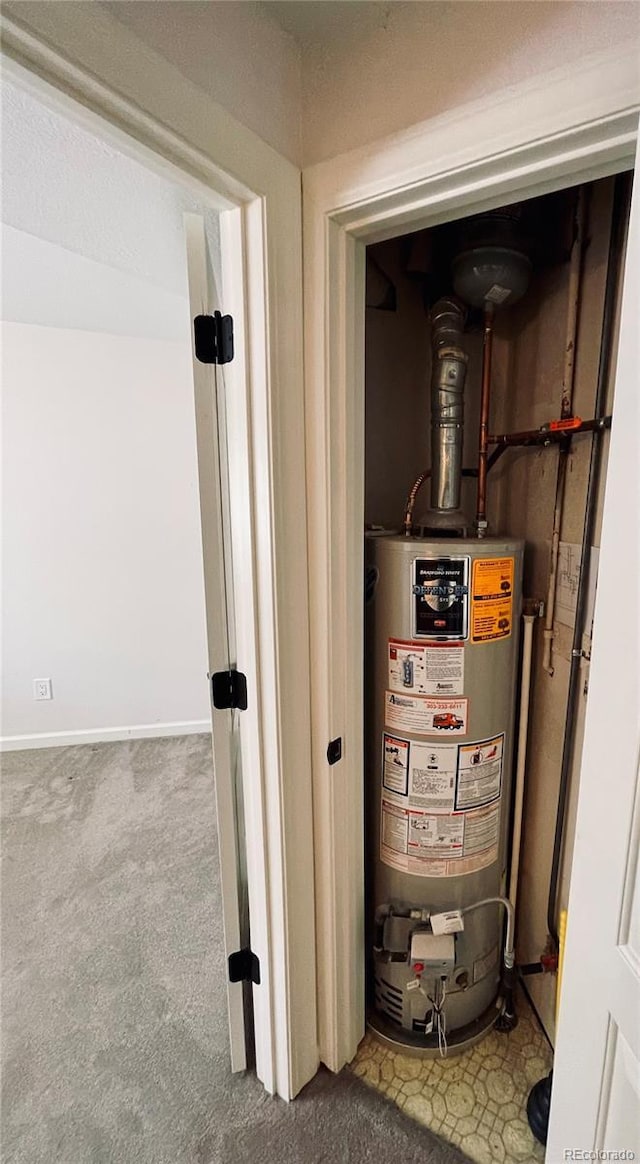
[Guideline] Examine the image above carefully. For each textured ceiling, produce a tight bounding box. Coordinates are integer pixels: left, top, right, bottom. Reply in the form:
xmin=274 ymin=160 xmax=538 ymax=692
xmin=263 ymin=1 xmax=401 ymax=47
xmin=1 ymin=76 xmax=219 ymax=334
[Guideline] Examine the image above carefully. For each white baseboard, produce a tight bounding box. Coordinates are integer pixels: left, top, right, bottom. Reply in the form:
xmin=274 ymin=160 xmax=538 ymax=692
xmin=0 ymin=720 xmax=211 ymax=752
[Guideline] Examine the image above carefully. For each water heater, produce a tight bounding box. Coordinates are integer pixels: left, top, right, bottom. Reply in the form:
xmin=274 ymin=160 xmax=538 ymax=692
xmin=366 ymin=534 xmax=522 ymax=1054
xmin=366 ymin=230 xmax=530 ymax=1055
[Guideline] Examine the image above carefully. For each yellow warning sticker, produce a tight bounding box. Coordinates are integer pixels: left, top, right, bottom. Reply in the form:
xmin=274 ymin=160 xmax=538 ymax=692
xmin=471 ymin=557 xmax=514 ymax=642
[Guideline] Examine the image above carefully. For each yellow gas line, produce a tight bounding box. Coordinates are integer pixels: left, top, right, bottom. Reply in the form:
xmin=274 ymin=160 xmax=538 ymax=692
xmin=556 ymin=909 xmax=568 ymax=1022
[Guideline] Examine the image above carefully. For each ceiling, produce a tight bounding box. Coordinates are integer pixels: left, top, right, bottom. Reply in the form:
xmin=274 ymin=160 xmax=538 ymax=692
xmin=262 ymin=1 xmax=402 ymax=47
xmin=1 ymin=77 xmax=219 ymax=336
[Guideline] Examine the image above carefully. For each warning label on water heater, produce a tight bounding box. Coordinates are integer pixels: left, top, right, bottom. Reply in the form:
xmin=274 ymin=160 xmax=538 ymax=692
xmin=456 ymin=734 xmax=503 ymax=809
xmin=471 ymin=557 xmax=515 ymax=642
xmin=388 ymin=639 xmax=464 ymax=696
xmin=380 ymin=730 xmax=503 ymax=877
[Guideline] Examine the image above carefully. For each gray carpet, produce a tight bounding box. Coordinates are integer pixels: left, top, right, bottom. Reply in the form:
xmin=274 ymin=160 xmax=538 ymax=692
xmin=2 ymin=734 xmax=470 ymax=1163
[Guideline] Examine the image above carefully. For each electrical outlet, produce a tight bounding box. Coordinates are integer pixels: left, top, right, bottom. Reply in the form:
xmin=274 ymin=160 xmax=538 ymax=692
xmin=33 ymin=678 xmax=53 ymax=701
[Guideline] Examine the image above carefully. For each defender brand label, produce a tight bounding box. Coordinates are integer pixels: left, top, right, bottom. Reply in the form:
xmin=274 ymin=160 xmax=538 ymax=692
xmin=413 ymin=557 xmax=469 ymax=640
xmin=471 ymin=556 xmax=514 ymax=642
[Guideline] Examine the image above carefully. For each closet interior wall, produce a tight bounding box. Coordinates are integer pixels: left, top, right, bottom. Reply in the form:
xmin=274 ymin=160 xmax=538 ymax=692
xmin=489 ymin=176 xmax=619 ymax=1039
xmin=364 ymin=175 xmax=622 ymax=1042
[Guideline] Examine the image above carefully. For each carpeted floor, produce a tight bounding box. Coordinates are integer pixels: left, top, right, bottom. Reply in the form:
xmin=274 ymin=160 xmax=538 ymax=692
xmin=1 ymin=734 xmax=471 ymax=1164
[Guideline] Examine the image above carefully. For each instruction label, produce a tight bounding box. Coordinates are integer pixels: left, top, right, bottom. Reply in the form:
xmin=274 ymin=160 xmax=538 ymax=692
xmin=456 ymin=734 xmax=504 ymax=810
xmin=380 ymin=732 xmax=502 ymax=878
xmin=381 ymin=802 xmax=408 ymax=855
xmin=382 ymin=734 xmax=457 ymax=810
xmin=407 ymin=741 xmax=458 ymax=813
xmin=382 ymin=734 xmax=409 ymax=795
xmin=471 ymin=557 xmax=514 ymax=643
xmin=409 ymin=812 xmax=463 ymax=857
xmin=380 ymin=799 xmax=500 ymax=878
xmin=384 ymin=692 xmax=468 ymax=736
xmin=388 ymin=639 xmax=465 ymax=696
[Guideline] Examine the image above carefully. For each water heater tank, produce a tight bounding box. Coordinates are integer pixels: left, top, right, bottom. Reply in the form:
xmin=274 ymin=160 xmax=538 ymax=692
xmin=366 ymin=533 xmax=523 ymax=1055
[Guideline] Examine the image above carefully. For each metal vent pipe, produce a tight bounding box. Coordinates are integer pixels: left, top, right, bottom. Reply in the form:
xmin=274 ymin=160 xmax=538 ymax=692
xmin=429 ymin=298 xmax=468 ymax=517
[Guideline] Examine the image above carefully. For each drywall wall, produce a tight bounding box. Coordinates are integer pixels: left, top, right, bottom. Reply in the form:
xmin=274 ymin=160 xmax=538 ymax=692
xmin=1 ymin=77 xmax=215 ymax=747
xmin=1 ymin=77 xmax=222 ymax=304
xmin=364 ymin=242 xmax=429 ymax=528
xmin=6 ymin=0 xmax=638 ymax=174
xmin=364 ymin=235 xmax=482 ymax=530
xmin=365 ymin=230 xmax=486 ymax=528
xmin=102 ymin=0 xmax=302 ymax=166
xmin=298 ymin=1 xmax=640 ymax=165
xmin=2 ymin=1 xmax=301 ymax=164
xmin=1 ymin=317 xmax=210 ymax=746
xmin=8 ymin=0 xmax=638 ymax=174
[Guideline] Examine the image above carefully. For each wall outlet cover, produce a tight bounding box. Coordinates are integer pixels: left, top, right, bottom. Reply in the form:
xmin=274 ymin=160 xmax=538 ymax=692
xmin=33 ymin=678 xmax=53 ymax=700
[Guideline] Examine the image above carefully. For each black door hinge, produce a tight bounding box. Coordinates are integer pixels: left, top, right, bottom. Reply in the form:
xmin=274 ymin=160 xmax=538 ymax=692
xmin=211 ymin=670 xmax=248 ymax=711
xmin=228 ymin=947 xmax=260 ymax=985
xmin=194 ymin=311 xmax=234 ymax=365
xmin=327 ymin=737 xmax=342 ymax=765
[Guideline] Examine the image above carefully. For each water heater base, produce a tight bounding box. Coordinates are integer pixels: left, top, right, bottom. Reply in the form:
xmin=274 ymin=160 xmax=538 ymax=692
xmin=367 ymin=998 xmax=500 ymax=1059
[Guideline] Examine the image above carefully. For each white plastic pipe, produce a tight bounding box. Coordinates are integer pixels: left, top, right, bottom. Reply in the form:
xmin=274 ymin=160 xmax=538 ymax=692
xmin=509 ymin=612 xmax=536 ymax=912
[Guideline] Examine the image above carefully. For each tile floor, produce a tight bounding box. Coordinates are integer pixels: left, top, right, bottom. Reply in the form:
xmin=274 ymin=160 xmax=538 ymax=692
xmin=350 ymin=990 xmax=552 ymax=1164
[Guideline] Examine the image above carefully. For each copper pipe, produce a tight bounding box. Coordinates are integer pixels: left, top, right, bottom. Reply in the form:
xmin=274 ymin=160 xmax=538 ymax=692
xmin=544 ymin=186 xmax=589 ymax=675
xmin=488 ymin=416 xmax=611 ymax=447
xmin=561 ymin=187 xmax=588 ymax=419
xmin=476 ymin=303 xmax=495 ymax=536
xmin=403 ymin=469 xmax=431 ymax=535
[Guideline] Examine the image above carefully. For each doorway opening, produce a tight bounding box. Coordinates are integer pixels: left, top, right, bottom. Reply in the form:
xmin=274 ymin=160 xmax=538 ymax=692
xmin=359 ymin=173 xmax=632 ymax=1159
xmin=0 ymin=65 xmax=258 ymax=1144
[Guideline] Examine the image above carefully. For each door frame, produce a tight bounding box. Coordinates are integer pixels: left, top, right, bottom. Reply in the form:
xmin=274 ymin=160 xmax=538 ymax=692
xmin=546 ymin=136 xmax=640 ymax=1157
xmin=303 ymin=47 xmax=639 ymax=1075
xmin=1 ymin=11 xmax=317 ymax=1101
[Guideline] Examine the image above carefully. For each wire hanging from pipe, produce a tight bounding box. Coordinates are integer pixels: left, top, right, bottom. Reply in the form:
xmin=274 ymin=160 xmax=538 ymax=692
xmin=475 ymin=303 xmax=495 ymax=537
xmin=542 ymin=186 xmax=589 ymax=676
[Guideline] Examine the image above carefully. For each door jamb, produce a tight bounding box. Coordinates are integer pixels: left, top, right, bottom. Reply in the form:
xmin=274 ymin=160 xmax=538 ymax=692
xmin=303 ymin=48 xmax=639 ymax=1073
xmin=1 ymin=16 xmax=317 ymax=1101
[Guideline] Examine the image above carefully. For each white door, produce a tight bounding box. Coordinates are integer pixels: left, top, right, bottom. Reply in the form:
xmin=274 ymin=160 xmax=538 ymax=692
xmin=548 ymin=153 xmax=640 ymax=1155
xmin=184 ymin=212 xmax=251 ymax=1072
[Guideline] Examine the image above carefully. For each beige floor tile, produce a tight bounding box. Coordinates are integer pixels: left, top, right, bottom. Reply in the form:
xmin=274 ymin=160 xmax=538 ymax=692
xmin=349 ymin=989 xmax=552 ymax=1164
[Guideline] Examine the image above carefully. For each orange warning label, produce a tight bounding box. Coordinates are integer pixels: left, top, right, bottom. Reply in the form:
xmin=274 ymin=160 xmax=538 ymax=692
xmin=471 ymin=557 xmax=514 ymax=642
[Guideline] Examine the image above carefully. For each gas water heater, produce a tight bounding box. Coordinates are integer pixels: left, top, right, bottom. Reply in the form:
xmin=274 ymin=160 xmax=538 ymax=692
xmin=366 ymin=231 xmax=530 ymax=1056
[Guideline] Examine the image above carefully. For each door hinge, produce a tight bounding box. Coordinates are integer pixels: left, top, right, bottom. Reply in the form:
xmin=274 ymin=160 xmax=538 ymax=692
xmin=228 ymin=947 xmax=260 ymax=985
xmin=194 ymin=311 xmax=234 ymax=365
xmin=211 ymin=670 xmax=248 ymax=711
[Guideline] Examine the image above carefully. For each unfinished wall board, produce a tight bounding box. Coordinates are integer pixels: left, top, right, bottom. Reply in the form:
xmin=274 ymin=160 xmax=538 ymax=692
xmin=365 ymin=234 xmax=483 ymax=531
xmin=490 ymin=177 xmax=619 ymax=1040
